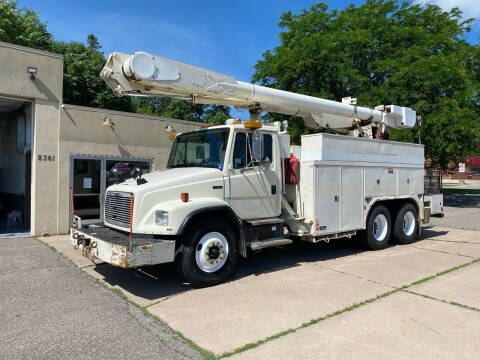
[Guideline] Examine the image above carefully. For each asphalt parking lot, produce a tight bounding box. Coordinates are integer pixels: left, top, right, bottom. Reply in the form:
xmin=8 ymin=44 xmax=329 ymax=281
xmin=429 ymin=193 xmax=480 ymax=231
xmin=0 ymin=237 xmax=203 ymax=360
xmin=2 ymin=193 xmax=480 ymax=359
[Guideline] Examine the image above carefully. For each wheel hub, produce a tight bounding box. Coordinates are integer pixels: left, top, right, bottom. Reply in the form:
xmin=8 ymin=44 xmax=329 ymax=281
xmin=208 ymin=245 xmax=220 ymax=260
xmin=373 ymin=214 xmax=388 ymax=241
xmin=402 ymin=210 xmax=415 ymax=236
xmin=195 ymin=232 xmax=229 ymax=273
xmin=204 ymin=241 xmax=224 ymax=264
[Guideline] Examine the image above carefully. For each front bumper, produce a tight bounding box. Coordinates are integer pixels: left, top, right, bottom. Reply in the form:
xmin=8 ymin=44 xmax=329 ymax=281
xmin=71 ymin=220 xmax=175 ymax=268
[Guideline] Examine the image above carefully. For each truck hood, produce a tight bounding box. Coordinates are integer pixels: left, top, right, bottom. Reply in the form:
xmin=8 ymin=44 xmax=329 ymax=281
xmin=107 ymin=167 xmax=224 ymax=194
xmin=104 ymin=167 xmax=226 ymax=233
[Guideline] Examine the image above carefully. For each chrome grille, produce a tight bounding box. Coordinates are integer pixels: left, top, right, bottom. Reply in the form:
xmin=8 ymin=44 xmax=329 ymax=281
xmin=104 ymin=191 xmax=132 ymax=228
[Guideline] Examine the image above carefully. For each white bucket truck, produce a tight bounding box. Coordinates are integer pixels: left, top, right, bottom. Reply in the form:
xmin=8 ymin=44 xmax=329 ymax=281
xmin=71 ymin=51 xmax=443 ymax=287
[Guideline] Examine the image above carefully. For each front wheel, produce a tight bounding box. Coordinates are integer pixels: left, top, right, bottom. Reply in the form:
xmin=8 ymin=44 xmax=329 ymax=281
xmin=362 ymin=204 xmax=392 ymax=250
xmin=393 ymin=203 xmax=419 ymax=244
xmin=177 ymin=219 xmax=238 ymax=288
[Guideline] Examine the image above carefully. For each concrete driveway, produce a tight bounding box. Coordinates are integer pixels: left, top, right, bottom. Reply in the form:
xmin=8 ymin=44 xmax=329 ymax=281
xmin=38 ymin=195 xmax=480 ymax=359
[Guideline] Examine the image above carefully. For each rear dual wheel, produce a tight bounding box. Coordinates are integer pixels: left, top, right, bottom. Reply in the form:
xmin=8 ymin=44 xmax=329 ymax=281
xmin=393 ymin=203 xmax=419 ymax=245
xmin=363 ymin=204 xmax=392 ymax=250
xmin=363 ymin=202 xmax=419 ymax=250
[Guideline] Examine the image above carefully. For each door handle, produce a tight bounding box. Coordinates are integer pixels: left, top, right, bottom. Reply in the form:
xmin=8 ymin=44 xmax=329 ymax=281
xmin=271 ymin=185 xmax=277 ymax=195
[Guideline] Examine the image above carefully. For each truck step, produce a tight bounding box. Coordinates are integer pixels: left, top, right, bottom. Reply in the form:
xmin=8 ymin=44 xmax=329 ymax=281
xmin=247 ymin=237 xmax=292 ymax=251
xmin=247 ymin=217 xmax=284 ymax=226
xmin=285 ymin=216 xmax=305 ymax=222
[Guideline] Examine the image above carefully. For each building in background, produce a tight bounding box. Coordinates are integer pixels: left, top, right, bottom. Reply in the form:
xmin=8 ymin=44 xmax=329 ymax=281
xmin=465 ymin=157 xmax=480 ymax=179
xmin=442 ymin=156 xmax=480 ymax=181
xmin=0 ymin=41 xmax=200 ymax=237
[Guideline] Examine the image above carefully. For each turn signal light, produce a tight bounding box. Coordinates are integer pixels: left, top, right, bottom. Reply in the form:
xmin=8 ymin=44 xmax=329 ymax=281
xmin=181 ymin=192 xmax=189 ymax=202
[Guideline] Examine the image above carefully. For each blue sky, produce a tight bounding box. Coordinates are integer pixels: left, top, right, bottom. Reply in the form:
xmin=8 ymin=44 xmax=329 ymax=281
xmin=18 ymin=0 xmax=479 ymax=117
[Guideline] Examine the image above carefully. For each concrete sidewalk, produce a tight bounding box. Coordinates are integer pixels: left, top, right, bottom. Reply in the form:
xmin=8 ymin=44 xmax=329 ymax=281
xmin=232 ymin=289 xmax=480 ymax=360
xmin=41 ymin=224 xmax=480 ymax=358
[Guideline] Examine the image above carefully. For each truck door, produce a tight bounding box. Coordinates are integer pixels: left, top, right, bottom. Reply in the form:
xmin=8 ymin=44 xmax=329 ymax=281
xmin=227 ymin=131 xmax=279 ymax=219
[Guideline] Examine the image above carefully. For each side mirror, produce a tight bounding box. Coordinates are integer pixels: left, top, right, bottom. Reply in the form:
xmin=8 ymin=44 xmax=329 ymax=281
xmin=131 ymin=167 xmax=143 ymax=180
xmin=110 ymin=168 xmax=120 ymax=183
xmin=251 ymin=132 xmax=263 ymax=162
xmin=259 ymin=157 xmax=271 ymax=169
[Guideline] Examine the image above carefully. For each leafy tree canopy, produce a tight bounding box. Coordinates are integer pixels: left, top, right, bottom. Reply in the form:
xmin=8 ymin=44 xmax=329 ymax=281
xmin=50 ymin=40 xmax=134 ymax=111
xmin=86 ymin=33 xmax=101 ymax=51
xmin=136 ymin=97 xmax=230 ymax=124
xmin=0 ymin=0 xmax=52 ymax=50
xmin=253 ymin=0 xmax=480 ymax=167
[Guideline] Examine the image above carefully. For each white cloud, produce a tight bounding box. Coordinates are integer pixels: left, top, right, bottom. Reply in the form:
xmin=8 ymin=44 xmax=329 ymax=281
xmin=415 ymin=0 xmax=480 ymax=20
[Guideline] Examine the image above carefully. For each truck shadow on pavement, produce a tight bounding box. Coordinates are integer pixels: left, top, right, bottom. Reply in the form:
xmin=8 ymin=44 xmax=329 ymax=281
xmin=91 ymin=227 xmax=449 ymax=302
xmin=92 ymin=261 xmax=190 ymax=301
xmin=419 ymin=226 xmax=449 ymax=240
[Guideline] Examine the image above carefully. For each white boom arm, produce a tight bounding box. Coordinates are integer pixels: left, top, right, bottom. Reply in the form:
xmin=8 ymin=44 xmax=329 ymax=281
xmin=100 ymin=51 xmax=417 ymax=132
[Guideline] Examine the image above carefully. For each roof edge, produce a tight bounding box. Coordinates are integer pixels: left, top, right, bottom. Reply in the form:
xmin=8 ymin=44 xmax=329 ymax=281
xmin=0 ymin=41 xmax=63 ymax=59
xmin=61 ymin=103 xmax=203 ymax=126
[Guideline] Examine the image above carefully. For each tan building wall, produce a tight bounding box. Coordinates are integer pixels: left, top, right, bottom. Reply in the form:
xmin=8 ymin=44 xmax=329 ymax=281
xmin=31 ymin=100 xmax=61 ymax=235
xmin=0 ymin=41 xmax=202 ymax=236
xmin=0 ymin=41 xmax=63 ymax=102
xmin=1 ymin=42 xmax=64 ymax=236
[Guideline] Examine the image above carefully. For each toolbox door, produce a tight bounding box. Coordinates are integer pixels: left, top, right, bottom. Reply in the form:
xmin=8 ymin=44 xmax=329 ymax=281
xmin=315 ymin=166 xmax=341 ymax=234
xmin=341 ymin=167 xmax=363 ymax=231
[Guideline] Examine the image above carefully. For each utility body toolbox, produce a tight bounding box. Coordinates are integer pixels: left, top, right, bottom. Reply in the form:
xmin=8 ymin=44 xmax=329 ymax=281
xmin=290 ymin=133 xmax=425 ymax=236
xmin=70 ymin=216 xmax=175 ymax=268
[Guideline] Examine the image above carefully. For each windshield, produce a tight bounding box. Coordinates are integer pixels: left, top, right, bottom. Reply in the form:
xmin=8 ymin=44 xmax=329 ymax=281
xmin=167 ymin=128 xmax=230 ymax=170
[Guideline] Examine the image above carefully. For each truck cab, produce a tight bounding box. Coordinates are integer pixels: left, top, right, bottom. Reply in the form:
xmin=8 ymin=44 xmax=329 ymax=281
xmin=104 ymin=123 xmax=283 ymax=236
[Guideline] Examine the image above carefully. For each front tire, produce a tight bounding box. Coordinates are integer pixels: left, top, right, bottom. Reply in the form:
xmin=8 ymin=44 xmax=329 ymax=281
xmin=177 ymin=219 xmax=238 ymax=288
xmin=393 ymin=203 xmax=418 ymax=244
xmin=363 ymin=204 xmax=392 ymax=250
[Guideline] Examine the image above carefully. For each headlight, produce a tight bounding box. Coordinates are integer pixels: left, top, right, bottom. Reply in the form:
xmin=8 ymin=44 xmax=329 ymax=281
xmin=155 ymin=211 xmax=168 ymax=226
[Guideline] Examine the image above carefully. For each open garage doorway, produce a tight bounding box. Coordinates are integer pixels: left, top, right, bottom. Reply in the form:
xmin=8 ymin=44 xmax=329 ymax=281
xmin=0 ymin=98 xmax=33 ymax=236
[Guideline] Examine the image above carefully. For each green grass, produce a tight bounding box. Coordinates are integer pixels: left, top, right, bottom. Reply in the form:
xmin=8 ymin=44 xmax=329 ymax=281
xmin=409 ymin=258 xmax=480 ymax=287
xmin=34 ymin=237 xmax=66 ymax=258
xmin=404 ymin=290 xmax=480 ymax=313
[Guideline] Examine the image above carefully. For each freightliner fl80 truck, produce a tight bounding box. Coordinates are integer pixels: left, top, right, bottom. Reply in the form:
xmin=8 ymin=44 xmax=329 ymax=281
xmin=71 ymin=51 xmax=444 ymax=287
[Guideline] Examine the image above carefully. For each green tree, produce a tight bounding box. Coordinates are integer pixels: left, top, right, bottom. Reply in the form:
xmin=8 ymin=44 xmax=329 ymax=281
xmin=0 ymin=1 xmax=134 ymax=111
xmin=86 ymin=33 xmax=101 ymax=51
xmin=136 ymin=97 xmax=230 ymax=123
xmin=203 ymin=105 xmax=231 ymax=124
xmin=51 ymin=39 xmax=135 ymax=111
xmin=0 ymin=0 xmax=53 ymax=50
xmin=252 ymin=0 xmax=480 ymax=168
